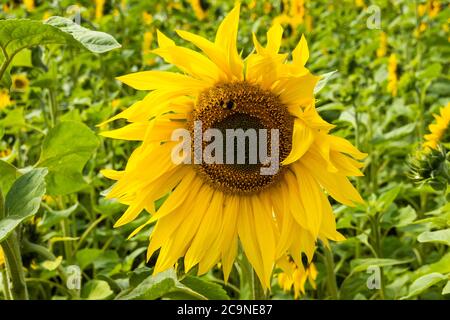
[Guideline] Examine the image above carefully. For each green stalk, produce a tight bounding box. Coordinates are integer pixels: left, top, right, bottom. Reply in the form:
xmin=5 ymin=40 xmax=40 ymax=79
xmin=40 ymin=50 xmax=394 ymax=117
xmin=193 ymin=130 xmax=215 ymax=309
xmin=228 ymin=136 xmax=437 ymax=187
xmin=238 ymin=253 xmax=267 ymax=300
xmin=323 ymin=246 xmax=339 ymax=300
xmin=1 ymin=268 xmax=12 ymax=300
xmin=1 ymin=237 xmax=29 ymax=300
xmin=371 ymin=215 xmax=387 ymax=299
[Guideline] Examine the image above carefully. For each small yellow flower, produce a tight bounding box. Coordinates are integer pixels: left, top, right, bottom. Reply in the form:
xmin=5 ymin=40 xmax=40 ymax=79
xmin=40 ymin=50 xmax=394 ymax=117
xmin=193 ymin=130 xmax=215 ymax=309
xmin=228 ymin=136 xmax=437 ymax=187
xmin=0 ymin=247 xmax=5 ymax=267
xmin=142 ymin=11 xmax=153 ymax=25
xmin=42 ymin=11 xmax=52 ymax=20
xmin=111 ymin=99 xmax=121 ymax=109
xmin=418 ymin=4 xmax=427 ymax=17
xmin=142 ymin=31 xmax=156 ymax=66
xmin=3 ymin=3 xmax=10 ymax=12
xmin=189 ymin=0 xmax=207 ymax=21
xmin=263 ymin=2 xmax=272 ymax=14
xmin=305 ymin=13 xmax=313 ymax=32
xmin=11 ymin=74 xmax=29 ymax=92
xmin=95 ymin=0 xmax=105 ymax=20
xmin=376 ymin=31 xmax=387 ymax=58
xmin=0 ymin=148 xmax=11 ymax=158
xmin=0 ymin=89 xmax=12 ymax=110
xmin=42 ymin=195 xmax=56 ymax=206
xmin=278 ymin=263 xmax=318 ymax=299
xmin=423 ymin=102 xmax=450 ymax=150
xmin=248 ymin=0 xmax=257 ymax=10
xmin=387 ymin=54 xmax=398 ymax=97
xmin=23 ymin=0 xmax=35 ymax=12
xmin=355 ymin=0 xmax=365 ymax=8
xmin=428 ymin=0 xmax=440 ymax=18
xmin=121 ymin=0 xmax=127 ymax=11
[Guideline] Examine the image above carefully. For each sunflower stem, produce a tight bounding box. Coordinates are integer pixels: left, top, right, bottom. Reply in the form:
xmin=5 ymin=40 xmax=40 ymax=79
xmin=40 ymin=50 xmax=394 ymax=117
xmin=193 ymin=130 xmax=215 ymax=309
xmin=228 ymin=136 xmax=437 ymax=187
xmin=1 ymin=236 xmax=29 ymax=300
xmin=1 ymin=268 xmax=12 ymax=300
xmin=324 ymin=246 xmax=339 ymax=300
xmin=252 ymin=269 xmax=267 ymax=300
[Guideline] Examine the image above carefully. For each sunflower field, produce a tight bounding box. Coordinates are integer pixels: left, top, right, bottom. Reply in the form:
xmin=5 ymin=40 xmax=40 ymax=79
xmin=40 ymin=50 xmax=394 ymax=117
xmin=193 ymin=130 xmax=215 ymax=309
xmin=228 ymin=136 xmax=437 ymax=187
xmin=0 ymin=0 xmax=449 ymax=303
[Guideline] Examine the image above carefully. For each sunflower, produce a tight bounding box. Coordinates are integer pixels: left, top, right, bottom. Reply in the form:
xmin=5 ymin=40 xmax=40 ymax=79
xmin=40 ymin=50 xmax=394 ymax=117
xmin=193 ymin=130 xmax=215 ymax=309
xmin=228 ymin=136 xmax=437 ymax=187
xmin=101 ymin=4 xmax=365 ymax=289
xmin=423 ymin=102 xmax=450 ymax=150
xmin=0 ymin=89 xmax=12 ymax=110
xmin=0 ymin=246 xmax=4 ymax=267
xmin=387 ymin=53 xmax=398 ymax=97
xmin=189 ymin=0 xmax=208 ymax=21
xmin=376 ymin=31 xmax=387 ymax=58
xmin=278 ymin=261 xmax=317 ymax=299
xmin=23 ymin=0 xmax=35 ymax=12
xmin=11 ymin=74 xmax=29 ymax=92
xmin=95 ymin=0 xmax=105 ymax=20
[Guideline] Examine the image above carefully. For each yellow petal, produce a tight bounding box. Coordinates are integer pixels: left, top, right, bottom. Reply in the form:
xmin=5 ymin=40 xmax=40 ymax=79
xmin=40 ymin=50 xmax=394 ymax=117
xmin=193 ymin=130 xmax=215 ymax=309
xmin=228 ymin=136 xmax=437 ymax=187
xmin=282 ymin=119 xmax=314 ymax=165
xmin=215 ymin=3 xmax=243 ymax=79
xmin=116 ymin=71 xmax=208 ymax=91
xmin=292 ymin=34 xmax=309 ymax=66
xmin=99 ymin=122 xmax=148 ymax=141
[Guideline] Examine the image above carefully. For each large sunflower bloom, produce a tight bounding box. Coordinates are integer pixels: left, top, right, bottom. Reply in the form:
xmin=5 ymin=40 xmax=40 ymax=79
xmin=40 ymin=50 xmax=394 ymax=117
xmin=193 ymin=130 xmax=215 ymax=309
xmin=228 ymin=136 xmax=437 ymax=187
xmin=101 ymin=4 xmax=366 ymax=289
xmin=423 ymin=102 xmax=450 ymax=150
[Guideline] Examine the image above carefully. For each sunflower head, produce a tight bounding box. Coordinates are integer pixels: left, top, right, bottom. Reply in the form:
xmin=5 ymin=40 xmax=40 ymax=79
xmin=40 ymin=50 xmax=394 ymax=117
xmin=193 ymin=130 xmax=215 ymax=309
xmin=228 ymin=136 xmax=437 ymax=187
xmin=423 ymin=103 xmax=450 ymax=151
xmin=11 ymin=74 xmax=29 ymax=92
xmin=409 ymin=146 xmax=449 ymax=191
xmin=101 ymin=4 xmax=366 ymax=290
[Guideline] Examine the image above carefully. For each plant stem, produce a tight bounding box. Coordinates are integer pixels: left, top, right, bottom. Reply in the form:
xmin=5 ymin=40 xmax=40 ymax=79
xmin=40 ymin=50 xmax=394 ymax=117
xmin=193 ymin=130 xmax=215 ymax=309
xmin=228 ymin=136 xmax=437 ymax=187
xmin=1 ymin=268 xmax=12 ymax=300
xmin=252 ymin=269 xmax=267 ymax=300
xmin=1 ymin=236 xmax=29 ymax=300
xmin=371 ymin=215 xmax=387 ymax=299
xmin=324 ymin=246 xmax=339 ymax=300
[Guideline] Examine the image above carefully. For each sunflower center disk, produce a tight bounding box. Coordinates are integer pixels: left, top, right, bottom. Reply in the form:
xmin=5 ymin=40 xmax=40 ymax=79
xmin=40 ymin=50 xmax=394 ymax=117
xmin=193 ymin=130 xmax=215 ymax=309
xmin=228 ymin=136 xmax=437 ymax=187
xmin=189 ymin=82 xmax=294 ymax=195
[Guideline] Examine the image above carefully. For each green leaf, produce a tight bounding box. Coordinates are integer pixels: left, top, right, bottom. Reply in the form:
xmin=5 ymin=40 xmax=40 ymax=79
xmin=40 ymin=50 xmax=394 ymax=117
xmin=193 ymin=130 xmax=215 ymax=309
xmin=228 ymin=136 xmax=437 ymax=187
xmin=351 ymin=258 xmax=411 ymax=273
xmin=314 ymin=70 xmax=337 ymax=94
xmin=10 ymin=49 xmax=32 ymax=67
xmin=443 ymin=281 xmax=450 ymax=295
xmin=0 ymin=107 xmax=25 ymax=128
xmin=376 ymin=185 xmax=402 ymax=213
xmin=0 ymin=160 xmax=19 ymax=195
xmin=0 ymin=18 xmax=120 ymax=58
xmin=81 ymin=280 xmax=114 ymax=300
xmin=76 ymin=248 xmax=103 ymax=270
xmin=38 ymin=121 xmax=99 ymax=195
xmin=118 ymin=269 xmax=179 ymax=300
xmin=414 ymin=253 xmax=450 ymax=280
xmin=401 ymin=273 xmax=447 ymax=299
xmin=418 ymin=229 xmax=450 ymax=246
xmin=181 ymin=276 xmax=230 ymax=300
xmin=45 ymin=17 xmax=121 ymax=54
xmin=41 ymin=256 xmax=63 ymax=271
xmin=39 ymin=204 xmax=78 ymax=229
xmin=0 ymin=168 xmax=47 ymax=242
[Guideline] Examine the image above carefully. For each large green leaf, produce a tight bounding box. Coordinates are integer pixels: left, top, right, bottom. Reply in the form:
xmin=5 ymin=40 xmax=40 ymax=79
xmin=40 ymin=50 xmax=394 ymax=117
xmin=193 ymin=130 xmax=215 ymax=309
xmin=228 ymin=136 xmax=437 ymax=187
xmin=181 ymin=276 xmax=230 ymax=300
xmin=0 ymin=18 xmax=120 ymax=58
xmin=81 ymin=280 xmax=114 ymax=300
xmin=351 ymin=258 xmax=411 ymax=273
xmin=0 ymin=160 xmax=19 ymax=195
xmin=0 ymin=168 xmax=47 ymax=242
xmin=401 ymin=273 xmax=447 ymax=299
xmin=118 ymin=269 xmax=179 ymax=300
xmin=418 ymin=229 xmax=450 ymax=246
xmin=37 ymin=121 xmax=99 ymax=195
xmin=45 ymin=17 xmax=121 ymax=54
